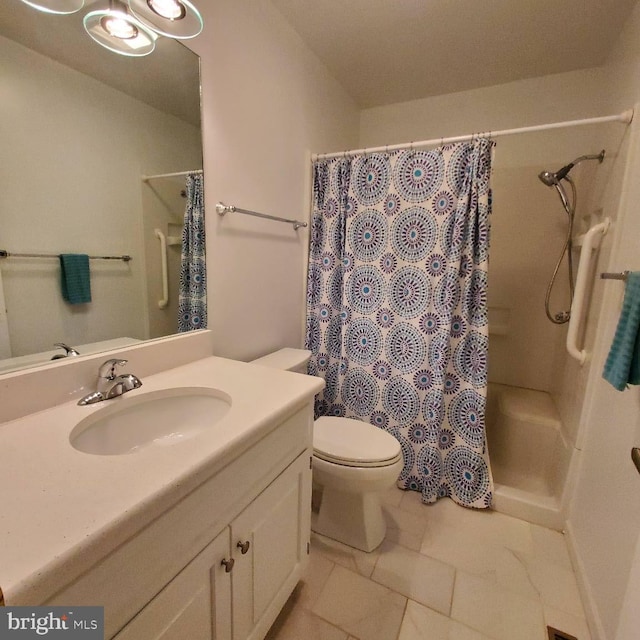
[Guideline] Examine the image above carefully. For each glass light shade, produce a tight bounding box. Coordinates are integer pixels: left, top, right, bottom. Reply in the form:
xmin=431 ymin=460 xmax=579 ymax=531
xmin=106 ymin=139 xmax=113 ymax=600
xmin=19 ymin=0 xmax=84 ymax=14
xmin=127 ymin=0 xmax=203 ymax=39
xmin=83 ymin=7 xmax=157 ymax=57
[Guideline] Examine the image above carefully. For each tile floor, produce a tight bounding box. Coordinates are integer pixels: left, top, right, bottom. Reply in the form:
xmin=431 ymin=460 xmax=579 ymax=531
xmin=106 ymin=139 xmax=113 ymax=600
xmin=265 ymin=488 xmax=592 ymax=640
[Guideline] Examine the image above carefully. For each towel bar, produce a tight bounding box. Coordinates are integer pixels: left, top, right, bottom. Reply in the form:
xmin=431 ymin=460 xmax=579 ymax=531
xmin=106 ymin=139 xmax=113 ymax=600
xmin=601 ymin=271 xmax=630 ymax=281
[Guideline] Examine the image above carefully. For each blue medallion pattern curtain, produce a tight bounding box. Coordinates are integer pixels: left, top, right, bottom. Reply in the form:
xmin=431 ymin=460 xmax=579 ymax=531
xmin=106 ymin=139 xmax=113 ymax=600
xmin=305 ymin=140 xmax=494 ymax=508
xmin=178 ymin=172 xmax=207 ymax=332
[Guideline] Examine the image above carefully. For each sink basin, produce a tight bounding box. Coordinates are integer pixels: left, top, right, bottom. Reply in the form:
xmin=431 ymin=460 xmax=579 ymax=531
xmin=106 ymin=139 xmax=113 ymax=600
xmin=70 ymin=387 xmax=232 ymax=455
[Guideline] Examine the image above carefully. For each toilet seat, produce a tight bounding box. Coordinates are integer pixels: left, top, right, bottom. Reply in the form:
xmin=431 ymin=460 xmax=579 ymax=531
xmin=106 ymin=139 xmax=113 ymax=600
xmin=313 ymin=416 xmax=402 ymax=468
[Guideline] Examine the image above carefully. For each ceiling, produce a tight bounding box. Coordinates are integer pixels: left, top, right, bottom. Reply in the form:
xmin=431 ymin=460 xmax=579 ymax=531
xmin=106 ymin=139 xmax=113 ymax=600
xmin=271 ymin=0 xmax=638 ymax=109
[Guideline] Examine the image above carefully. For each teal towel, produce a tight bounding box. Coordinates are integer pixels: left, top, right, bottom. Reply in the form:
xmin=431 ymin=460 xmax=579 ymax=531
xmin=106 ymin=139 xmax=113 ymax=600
xmin=603 ymin=271 xmax=640 ymax=391
xmin=59 ymin=254 xmax=91 ymax=304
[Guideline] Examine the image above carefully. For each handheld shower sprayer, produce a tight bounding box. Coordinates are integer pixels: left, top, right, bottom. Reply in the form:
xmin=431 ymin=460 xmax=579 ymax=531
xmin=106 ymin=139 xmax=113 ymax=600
xmin=538 ymin=150 xmax=605 ymax=187
xmin=538 ymin=149 xmax=606 ymax=324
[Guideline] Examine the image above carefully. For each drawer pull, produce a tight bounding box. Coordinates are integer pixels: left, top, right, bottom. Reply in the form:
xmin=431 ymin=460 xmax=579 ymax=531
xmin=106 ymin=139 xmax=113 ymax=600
xmin=220 ymin=558 xmax=235 ymax=573
xmin=237 ymin=540 xmax=250 ymax=555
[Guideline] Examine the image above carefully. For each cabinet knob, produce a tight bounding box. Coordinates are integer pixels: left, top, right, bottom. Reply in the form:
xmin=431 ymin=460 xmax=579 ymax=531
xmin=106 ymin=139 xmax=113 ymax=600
xmin=237 ymin=540 xmax=250 ymax=555
xmin=220 ymin=558 xmax=235 ymax=573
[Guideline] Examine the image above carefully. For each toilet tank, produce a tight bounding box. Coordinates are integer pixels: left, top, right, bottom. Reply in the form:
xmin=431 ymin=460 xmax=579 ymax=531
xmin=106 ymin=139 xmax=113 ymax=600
xmin=250 ymin=348 xmax=311 ymax=373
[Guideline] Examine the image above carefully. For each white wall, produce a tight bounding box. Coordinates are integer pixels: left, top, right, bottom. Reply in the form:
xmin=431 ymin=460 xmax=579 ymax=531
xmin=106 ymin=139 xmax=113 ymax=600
xmin=188 ymin=0 xmax=359 ymax=362
xmin=0 ymin=35 xmax=201 ymax=358
xmin=566 ymin=4 xmax=640 ymax=638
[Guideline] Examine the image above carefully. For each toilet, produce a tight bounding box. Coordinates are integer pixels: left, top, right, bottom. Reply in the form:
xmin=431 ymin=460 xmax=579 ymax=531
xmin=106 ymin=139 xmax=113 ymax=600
xmin=251 ymin=348 xmax=403 ymax=552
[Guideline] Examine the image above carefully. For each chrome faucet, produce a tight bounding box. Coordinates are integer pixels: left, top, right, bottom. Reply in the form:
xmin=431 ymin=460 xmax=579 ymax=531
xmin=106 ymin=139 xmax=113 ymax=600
xmin=51 ymin=343 xmax=80 ymax=360
xmin=78 ymin=358 xmax=142 ymax=406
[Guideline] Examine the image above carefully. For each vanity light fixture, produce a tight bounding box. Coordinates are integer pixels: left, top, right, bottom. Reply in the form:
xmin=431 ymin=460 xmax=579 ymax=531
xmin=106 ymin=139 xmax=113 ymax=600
xmin=18 ymin=0 xmax=204 ymax=56
xmin=83 ymin=0 xmax=157 ymax=57
xmin=18 ymin=0 xmax=84 ymax=15
xmin=127 ymin=0 xmax=203 ymax=39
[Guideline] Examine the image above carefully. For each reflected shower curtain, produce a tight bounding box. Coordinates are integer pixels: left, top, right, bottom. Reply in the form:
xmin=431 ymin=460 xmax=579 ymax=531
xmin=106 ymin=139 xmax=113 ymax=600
xmin=305 ymin=140 xmax=494 ymax=508
xmin=178 ymin=172 xmax=207 ymax=332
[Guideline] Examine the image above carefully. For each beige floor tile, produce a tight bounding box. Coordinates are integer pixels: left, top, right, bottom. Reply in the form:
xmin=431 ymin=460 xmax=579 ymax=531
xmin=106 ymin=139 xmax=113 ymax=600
xmin=383 ymin=502 xmax=429 ymax=551
xmin=398 ymin=488 xmax=434 ymax=518
xmin=424 ymin=499 xmax=535 ymax=556
xmin=451 ymin=571 xmax=546 ymax=640
xmin=398 ymin=600 xmax=495 ymax=640
xmin=311 ymin=532 xmax=380 ymax=578
xmin=420 ymin=520 xmax=540 ymax=600
xmin=530 ymin=525 xmax=574 ymax=571
xmin=449 ymin=620 xmax=497 ymax=640
xmin=398 ymin=600 xmax=451 ymax=640
xmin=297 ymin=551 xmax=336 ymax=609
xmin=527 ymin=560 xmax=586 ymax=618
xmin=372 ymin=540 xmax=455 ymax=615
xmin=312 ymin=564 xmax=407 ymax=640
xmin=265 ymin=604 xmax=349 ymax=640
xmin=380 ymin=486 xmax=405 ymax=508
xmin=544 ymin=605 xmax=592 ymax=640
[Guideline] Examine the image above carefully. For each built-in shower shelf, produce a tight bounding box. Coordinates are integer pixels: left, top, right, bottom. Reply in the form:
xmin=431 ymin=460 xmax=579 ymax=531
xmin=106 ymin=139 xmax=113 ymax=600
xmin=166 ymin=236 xmax=181 ymax=246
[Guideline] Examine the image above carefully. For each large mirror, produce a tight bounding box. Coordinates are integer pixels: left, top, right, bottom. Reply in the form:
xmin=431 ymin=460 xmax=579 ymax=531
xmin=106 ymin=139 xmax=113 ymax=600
xmin=0 ymin=0 xmax=203 ymax=375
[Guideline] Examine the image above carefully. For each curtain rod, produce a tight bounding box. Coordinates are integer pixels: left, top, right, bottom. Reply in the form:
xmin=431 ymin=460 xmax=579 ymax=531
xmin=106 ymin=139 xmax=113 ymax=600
xmin=142 ymin=169 xmax=203 ymax=182
xmin=313 ymin=109 xmax=634 ymax=160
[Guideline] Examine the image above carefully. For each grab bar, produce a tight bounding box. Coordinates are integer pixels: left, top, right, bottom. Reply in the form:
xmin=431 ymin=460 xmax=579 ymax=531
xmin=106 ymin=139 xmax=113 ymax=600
xmin=154 ymin=229 xmax=169 ymax=309
xmin=567 ymin=218 xmax=610 ymax=364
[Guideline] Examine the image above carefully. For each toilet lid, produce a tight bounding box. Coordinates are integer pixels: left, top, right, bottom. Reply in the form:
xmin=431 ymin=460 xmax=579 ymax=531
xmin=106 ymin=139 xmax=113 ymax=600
xmin=314 ymin=416 xmax=402 ymax=467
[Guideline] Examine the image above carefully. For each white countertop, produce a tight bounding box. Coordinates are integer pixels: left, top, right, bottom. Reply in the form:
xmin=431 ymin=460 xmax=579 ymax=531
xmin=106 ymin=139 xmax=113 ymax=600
xmin=0 ymin=356 xmax=323 ymax=605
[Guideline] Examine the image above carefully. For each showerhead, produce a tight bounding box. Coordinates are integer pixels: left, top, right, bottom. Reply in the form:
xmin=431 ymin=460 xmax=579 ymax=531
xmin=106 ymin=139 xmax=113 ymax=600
xmin=538 ymin=170 xmax=559 ymax=187
xmin=538 ymin=149 xmax=605 ymax=187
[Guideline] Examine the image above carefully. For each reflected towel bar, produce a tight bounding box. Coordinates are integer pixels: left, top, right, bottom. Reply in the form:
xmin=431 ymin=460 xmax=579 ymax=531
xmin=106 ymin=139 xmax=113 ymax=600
xmin=216 ymin=202 xmax=307 ymax=230
xmin=0 ymin=250 xmax=131 ymax=262
xmin=600 ymin=271 xmax=630 ymax=281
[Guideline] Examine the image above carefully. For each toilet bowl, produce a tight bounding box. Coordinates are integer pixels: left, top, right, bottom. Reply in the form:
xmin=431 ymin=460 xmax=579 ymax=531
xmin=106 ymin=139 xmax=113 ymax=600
xmin=251 ymin=348 xmax=403 ymax=552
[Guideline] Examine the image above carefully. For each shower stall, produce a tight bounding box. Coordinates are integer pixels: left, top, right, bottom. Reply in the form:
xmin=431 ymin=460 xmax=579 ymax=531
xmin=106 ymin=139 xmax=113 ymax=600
xmin=482 ymin=134 xmax=624 ymax=530
xmin=331 ymin=107 xmax=631 ymax=530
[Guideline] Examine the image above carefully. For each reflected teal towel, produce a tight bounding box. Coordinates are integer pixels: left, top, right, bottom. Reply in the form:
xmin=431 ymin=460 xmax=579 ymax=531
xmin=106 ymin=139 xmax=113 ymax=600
xmin=59 ymin=254 xmax=91 ymax=304
xmin=603 ymin=271 xmax=640 ymax=391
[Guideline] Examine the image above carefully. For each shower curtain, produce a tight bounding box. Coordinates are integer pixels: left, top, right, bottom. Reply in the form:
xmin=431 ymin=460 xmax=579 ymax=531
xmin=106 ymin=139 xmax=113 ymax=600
xmin=305 ymin=140 xmax=494 ymax=508
xmin=178 ymin=172 xmax=207 ymax=332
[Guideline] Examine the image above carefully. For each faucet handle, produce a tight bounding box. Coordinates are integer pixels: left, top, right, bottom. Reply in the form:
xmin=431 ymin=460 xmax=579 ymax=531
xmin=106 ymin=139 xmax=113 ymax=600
xmin=54 ymin=343 xmax=80 ymax=356
xmin=98 ymin=358 xmax=128 ymax=381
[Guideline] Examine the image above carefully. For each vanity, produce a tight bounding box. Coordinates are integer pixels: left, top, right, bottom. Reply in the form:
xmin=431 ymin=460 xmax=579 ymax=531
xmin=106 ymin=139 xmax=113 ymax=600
xmin=0 ymin=335 xmax=323 ymax=639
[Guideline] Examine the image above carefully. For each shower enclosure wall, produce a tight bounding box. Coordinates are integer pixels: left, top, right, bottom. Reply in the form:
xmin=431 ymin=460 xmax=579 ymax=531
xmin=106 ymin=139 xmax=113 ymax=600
xmin=482 ymin=130 xmax=623 ymax=530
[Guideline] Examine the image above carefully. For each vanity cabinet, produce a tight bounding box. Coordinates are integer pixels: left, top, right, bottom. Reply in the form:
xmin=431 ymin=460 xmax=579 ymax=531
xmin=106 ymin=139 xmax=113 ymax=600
xmin=44 ymin=405 xmax=314 ymax=640
xmin=112 ymin=451 xmax=311 ymax=640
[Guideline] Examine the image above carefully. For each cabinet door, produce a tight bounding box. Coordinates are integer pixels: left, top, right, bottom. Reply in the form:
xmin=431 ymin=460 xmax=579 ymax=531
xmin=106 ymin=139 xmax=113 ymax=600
xmin=231 ymin=451 xmax=312 ymax=640
xmin=113 ymin=527 xmax=232 ymax=640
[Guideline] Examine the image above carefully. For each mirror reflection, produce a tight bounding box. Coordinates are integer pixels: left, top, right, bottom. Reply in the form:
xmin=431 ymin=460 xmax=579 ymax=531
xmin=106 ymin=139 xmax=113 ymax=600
xmin=0 ymin=0 xmax=203 ymax=375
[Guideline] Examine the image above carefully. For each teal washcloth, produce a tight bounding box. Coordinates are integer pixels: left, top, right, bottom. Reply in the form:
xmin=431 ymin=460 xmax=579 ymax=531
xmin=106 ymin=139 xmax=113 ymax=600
xmin=603 ymin=271 xmax=640 ymax=391
xmin=59 ymin=254 xmax=92 ymax=304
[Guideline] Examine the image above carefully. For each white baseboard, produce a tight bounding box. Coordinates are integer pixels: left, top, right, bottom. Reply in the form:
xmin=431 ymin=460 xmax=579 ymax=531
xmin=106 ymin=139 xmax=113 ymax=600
xmin=565 ymin=519 xmax=607 ymax=640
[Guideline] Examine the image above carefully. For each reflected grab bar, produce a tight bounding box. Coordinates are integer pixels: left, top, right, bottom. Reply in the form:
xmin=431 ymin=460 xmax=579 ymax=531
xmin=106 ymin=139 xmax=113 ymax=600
xmin=567 ymin=218 xmax=610 ymax=364
xmin=154 ymin=229 xmax=169 ymax=309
